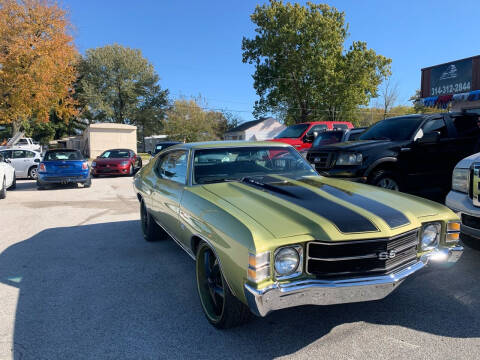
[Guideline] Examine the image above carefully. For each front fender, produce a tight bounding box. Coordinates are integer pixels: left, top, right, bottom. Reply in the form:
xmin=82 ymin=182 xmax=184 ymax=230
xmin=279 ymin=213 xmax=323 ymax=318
xmin=365 ymin=157 xmax=398 ymax=177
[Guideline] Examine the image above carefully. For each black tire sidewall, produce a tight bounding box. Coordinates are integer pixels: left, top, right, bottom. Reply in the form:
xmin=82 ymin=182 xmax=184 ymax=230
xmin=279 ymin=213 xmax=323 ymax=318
xmin=0 ymin=178 xmax=6 ymax=199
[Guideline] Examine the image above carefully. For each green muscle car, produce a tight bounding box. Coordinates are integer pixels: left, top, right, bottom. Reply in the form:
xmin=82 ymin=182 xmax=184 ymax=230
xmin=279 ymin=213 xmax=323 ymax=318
xmin=133 ymin=141 xmax=463 ymax=328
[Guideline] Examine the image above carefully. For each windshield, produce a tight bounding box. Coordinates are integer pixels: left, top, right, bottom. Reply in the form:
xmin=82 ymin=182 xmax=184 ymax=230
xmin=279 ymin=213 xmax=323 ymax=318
xmin=44 ymin=150 xmax=83 ymax=161
xmin=274 ymin=124 xmax=309 ymax=139
xmin=99 ymin=150 xmax=130 ymax=159
xmin=193 ymin=147 xmax=316 ymax=184
xmin=359 ymin=116 xmax=423 ymax=141
xmin=312 ymin=131 xmax=344 ymax=146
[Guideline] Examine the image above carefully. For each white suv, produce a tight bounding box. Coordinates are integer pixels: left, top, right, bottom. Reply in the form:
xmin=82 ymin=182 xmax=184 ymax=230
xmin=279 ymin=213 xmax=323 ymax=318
xmin=0 ymin=152 xmax=16 ymax=199
xmin=446 ymin=152 xmax=480 ymax=249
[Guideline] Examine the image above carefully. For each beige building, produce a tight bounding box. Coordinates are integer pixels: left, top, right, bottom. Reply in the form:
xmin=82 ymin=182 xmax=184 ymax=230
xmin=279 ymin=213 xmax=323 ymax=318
xmin=224 ymin=117 xmax=285 ymax=141
xmin=52 ymin=123 xmax=137 ymax=159
xmin=84 ymin=123 xmax=137 ymax=159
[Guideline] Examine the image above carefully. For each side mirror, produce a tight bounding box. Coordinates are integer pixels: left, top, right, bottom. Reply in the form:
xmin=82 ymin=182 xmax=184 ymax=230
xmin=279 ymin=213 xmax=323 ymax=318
xmin=34 ymin=158 xmax=40 ymax=163
xmin=416 ymin=131 xmax=440 ymax=144
xmin=304 ymin=133 xmax=314 ymax=143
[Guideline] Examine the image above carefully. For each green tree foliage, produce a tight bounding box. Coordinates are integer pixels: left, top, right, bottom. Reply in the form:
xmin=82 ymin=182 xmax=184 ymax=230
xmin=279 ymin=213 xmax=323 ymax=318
xmin=409 ymin=90 xmax=443 ymax=114
xmin=75 ymin=44 xmax=169 ymax=139
xmin=242 ymin=1 xmax=391 ymax=124
xmin=164 ymin=99 xmax=233 ymax=142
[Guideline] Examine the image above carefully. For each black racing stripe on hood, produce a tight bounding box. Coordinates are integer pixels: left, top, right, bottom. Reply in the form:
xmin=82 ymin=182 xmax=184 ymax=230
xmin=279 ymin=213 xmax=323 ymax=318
xmin=241 ymin=177 xmax=378 ymax=233
xmin=299 ymin=178 xmax=410 ymax=229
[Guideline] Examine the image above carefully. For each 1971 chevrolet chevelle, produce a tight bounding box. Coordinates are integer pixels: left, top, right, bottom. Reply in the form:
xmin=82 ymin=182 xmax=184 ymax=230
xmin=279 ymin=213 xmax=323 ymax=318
xmin=133 ymin=141 xmax=463 ymax=328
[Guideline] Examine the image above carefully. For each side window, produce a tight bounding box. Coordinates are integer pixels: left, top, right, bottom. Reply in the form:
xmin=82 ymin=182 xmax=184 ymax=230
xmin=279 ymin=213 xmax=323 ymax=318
xmin=0 ymin=150 xmax=11 ymax=159
xmin=155 ymin=150 xmax=188 ymax=184
xmin=422 ymin=118 xmax=448 ymax=138
xmin=334 ymin=124 xmax=348 ymax=130
xmin=307 ymin=125 xmax=327 ymax=136
xmin=25 ymin=151 xmax=35 ymax=158
xmin=12 ymin=150 xmax=27 ymax=159
xmin=452 ymin=115 xmax=479 ymax=137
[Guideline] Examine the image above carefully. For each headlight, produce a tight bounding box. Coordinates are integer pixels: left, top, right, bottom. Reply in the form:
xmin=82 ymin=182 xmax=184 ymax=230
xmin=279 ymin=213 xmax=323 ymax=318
xmin=421 ymin=223 xmax=441 ymax=251
xmin=274 ymin=246 xmax=302 ymax=277
xmin=91 ymin=161 xmax=96 ymax=167
xmin=121 ymin=161 xmax=130 ymax=166
xmin=336 ymin=152 xmax=363 ymax=166
xmin=452 ymin=168 xmax=469 ymax=193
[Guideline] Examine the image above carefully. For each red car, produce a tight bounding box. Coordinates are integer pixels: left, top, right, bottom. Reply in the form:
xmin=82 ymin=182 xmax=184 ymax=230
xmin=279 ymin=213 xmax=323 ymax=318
xmin=269 ymin=121 xmax=354 ymax=151
xmin=91 ymin=149 xmax=142 ymax=177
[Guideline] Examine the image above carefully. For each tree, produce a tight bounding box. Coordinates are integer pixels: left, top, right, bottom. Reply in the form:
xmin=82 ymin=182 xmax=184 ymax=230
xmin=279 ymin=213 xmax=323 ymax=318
xmin=242 ymin=1 xmax=391 ymax=124
xmin=409 ymin=90 xmax=442 ymax=114
xmin=76 ymin=44 xmax=169 ymax=138
xmin=378 ymin=77 xmax=399 ymax=119
xmin=0 ymin=0 xmax=78 ymax=134
xmin=164 ymin=99 xmax=228 ymax=142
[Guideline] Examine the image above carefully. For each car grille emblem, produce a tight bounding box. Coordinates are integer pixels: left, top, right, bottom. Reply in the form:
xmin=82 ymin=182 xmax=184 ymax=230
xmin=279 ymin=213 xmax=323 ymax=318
xmin=378 ymin=250 xmax=396 ymax=260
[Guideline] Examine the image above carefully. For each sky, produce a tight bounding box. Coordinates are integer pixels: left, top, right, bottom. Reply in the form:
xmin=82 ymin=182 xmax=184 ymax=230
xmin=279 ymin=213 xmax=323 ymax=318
xmin=64 ymin=0 xmax=480 ymax=123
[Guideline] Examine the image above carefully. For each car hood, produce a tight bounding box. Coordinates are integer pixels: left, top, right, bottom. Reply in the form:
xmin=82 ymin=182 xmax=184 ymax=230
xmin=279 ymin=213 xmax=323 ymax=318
xmin=455 ymin=152 xmax=480 ymax=169
xmin=312 ymin=139 xmax=394 ymax=152
xmin=200 ymin=176 xmax=446 ymax=240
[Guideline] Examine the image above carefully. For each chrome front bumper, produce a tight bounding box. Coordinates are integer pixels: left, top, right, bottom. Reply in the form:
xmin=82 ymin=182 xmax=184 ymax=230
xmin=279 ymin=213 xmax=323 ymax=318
xmin=244 ymin=246 xmax=463 ymax=317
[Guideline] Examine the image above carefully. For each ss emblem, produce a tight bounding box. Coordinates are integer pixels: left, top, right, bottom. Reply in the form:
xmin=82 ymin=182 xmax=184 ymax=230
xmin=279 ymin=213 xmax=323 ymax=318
xmin=378 ymin=250 xmax=396 ymax=260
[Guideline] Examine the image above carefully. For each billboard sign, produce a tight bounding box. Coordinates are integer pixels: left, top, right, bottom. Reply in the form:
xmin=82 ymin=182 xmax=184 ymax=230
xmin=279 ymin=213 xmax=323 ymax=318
xmin=430 ymin=58 xmax=472 ymax=96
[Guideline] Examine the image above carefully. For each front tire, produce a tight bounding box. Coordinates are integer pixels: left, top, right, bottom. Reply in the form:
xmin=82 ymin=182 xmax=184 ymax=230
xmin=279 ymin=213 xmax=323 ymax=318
xmin=8 ymin=173 xmax=16 ymax=190
xmin=368 ymin=169 xmax=401 ymax=191
xmin=196 ymin=242 xmax=252 ymax=329
xmin=0 ymin=177 xmax=6 ymax=199
xmin=140 ymin=200 xmax=168 ymax=241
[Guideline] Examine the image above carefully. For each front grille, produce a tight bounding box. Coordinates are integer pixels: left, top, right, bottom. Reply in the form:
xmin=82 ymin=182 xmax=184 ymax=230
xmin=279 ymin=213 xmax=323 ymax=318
xmin=306 ymin=230 xmax=419 ymax=278
xmin=307 ymin=151 xmax=335 ymax=170
xmin=462 ymin=213 xmax=480 ymax=230
xmin=97 ymin=168 xmax=120 ymax=173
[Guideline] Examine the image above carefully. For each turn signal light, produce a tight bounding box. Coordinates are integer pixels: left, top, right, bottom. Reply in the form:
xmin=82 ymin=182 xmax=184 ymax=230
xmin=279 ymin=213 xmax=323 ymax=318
xmin=447 ymin=222 xmax=461 ymax=232
xmin=446 ymin=233 xmax=460 ymax=242
xmin=247 ymin=252 xmax=270 ymax=283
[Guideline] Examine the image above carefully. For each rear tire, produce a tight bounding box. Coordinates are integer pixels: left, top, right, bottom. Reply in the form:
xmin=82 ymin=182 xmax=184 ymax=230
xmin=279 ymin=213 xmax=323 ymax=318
xmin=8 ymin=173 xmax=16 ymax=190
xmin=83 ymin=177 xmax=92 ymax=188
xmin=0 ymin=177 xmax=6 ymax=199
xmin=28 ymin=166 xmax=38 ymax=180
xmin=140 ymin=200 xmax=168 ymax=241
xmin=368 ymin=169 xmax=401 ymax=191
xmin=196 ymin=242 xmax=252 ymax=329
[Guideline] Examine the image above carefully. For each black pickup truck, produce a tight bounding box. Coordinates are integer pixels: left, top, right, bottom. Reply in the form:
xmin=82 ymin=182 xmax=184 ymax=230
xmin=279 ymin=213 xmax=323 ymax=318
xmin=306 ymin=113 xmax=480 ymax=192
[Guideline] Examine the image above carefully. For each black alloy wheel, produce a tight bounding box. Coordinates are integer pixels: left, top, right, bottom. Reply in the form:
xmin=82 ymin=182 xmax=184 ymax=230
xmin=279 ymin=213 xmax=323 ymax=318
xmin=196 ymin=243 xmax=252 ymax=329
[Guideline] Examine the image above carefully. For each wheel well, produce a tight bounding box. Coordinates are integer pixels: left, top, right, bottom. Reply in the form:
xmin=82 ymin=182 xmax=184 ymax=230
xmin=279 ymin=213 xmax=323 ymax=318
xmin=367 ymin=161 xmax=397 ymax=181
xmin=28 ymin=165 xmax=37 ymax=172
xmin=191 ymin=236 xmax=203 ymax=256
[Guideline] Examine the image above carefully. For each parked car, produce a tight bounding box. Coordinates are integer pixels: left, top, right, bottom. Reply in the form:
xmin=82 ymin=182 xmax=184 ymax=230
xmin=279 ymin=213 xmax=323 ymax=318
xmin=0 ymin=148 xmax=41 ymax=179
xmin=151 ymin=141 xmax=182 ymax=156
xmin=311 ymin=127 xmax=367 ymax=147
xmin=269 ymin=121 xmax=354 ymax=151
xmin=36 ymin=149 xmax=91 ymax=189
xmin=446 ymin=152 xmax=480 ymax=249
xmin=0 ymin=134 xmax=42 ymax=153
xmin=0 ymin=152 xmax=16 ymax=199
xmin=91 ymin=149 xmax=142 ymax=177
xmin=134 ymin=141 xmax=463 ymax=329
xmin=306 ymin=113 xmax=480 ymax=192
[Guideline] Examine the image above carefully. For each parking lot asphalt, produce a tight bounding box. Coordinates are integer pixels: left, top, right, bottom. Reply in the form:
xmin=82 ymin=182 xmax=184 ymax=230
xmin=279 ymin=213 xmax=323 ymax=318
xmin=1 ymin=177 xmax=480 ymax=360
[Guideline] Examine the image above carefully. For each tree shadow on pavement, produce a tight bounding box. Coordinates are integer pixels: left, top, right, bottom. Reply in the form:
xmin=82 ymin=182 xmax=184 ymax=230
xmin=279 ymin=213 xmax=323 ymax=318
xmin=1 ymin=221 xmax=479 ymax=359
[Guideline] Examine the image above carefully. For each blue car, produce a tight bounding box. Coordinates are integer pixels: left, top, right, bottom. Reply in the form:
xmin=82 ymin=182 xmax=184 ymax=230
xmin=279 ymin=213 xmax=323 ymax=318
xmin=37 ymin=149 xmax=91 ymax=189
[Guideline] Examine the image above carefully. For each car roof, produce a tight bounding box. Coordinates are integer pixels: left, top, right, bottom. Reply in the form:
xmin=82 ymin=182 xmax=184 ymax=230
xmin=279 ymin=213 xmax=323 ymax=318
xmin=155 ymin=142 xmax=181 ymax=146
xmin=2 ymin=147 xmax=40 ymax=153
xmin=46 ymin=148 xmax=80 ymax=152
xmin=169 ymin=140 xmax=292 ymax=150
xmin=102 ymin=148 xmax=133 ymax=152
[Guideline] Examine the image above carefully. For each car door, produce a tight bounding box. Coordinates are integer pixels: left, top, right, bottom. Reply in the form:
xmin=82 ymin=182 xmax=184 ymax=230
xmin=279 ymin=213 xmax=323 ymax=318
xmin=11 ymin=150 xmax=29 ymax=177
xmin=150 ymin=149 xmax=189 ymax=240
xmin=405 ymin=117 xmax=451 ymax=188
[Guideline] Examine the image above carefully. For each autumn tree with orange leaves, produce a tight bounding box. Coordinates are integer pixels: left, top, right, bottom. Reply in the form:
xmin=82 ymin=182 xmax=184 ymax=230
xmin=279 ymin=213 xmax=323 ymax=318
xmin=0 ymin=0 xmax=78 ymax=134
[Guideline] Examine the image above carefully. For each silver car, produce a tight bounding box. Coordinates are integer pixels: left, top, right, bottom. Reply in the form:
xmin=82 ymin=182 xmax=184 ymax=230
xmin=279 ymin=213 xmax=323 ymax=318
xmin=0 ymin=148 xmax=41 ymax=179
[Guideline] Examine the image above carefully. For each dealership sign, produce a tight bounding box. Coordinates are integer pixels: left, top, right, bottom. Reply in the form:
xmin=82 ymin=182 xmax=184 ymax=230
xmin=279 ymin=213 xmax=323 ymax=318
xmin=430 ymin=58 xmax=472 ymax=96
